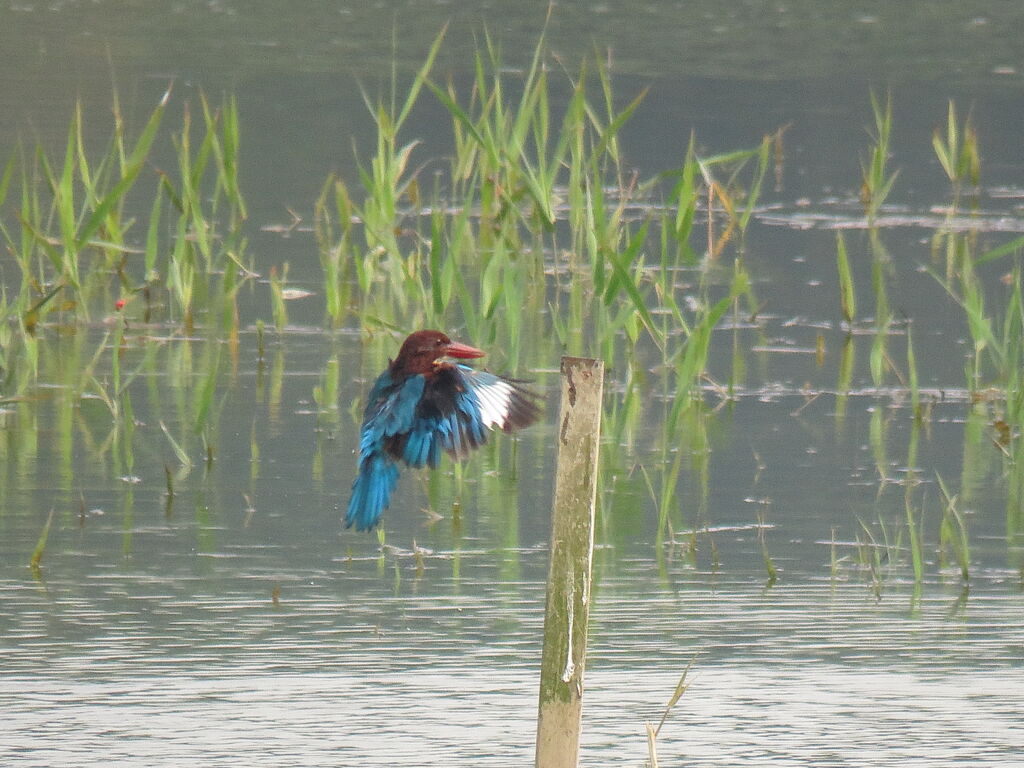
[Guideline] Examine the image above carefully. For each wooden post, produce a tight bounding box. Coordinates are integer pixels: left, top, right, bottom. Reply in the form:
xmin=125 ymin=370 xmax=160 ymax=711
xmin=535 ymin=356 xmax=604 ymax=768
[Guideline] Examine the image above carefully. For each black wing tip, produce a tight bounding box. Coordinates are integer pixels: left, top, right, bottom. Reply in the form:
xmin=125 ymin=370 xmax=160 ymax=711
xmin=501 ymin=379 xmax=544 ymax=432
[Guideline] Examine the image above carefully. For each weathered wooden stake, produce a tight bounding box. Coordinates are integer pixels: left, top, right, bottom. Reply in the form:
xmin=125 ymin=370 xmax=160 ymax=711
xmin=535 ymin=356 xmax=604 ymax=768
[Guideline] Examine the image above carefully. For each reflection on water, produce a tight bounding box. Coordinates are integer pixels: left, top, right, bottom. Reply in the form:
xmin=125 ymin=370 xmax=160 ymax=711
xmin=3 ymin=568 xmax=1022 ymax=765
xmin=3 ymin=305 xmax=1023 ymax=764
xmin=4 ymin=667 xmax=1023 ymax=766
xmin=2 ymin=318 xmax=1023 ymax=763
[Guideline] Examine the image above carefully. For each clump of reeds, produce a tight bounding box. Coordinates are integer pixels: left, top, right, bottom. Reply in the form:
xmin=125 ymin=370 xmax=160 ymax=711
xmin=304 ymin=29 xmax=778 ymax=558
xmin=312 ymin=29 xmax=778 ymax=449
xmin=860 ymin=90 xmax=899 ymax=223
xmin=932 ymin=99 xmax=980 ymax=200
xmin=0 ymin=88 xmax=248 ymax=346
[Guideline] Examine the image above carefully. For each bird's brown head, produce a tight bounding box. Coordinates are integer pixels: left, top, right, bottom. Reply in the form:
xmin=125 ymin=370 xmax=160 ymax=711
xmin=390 ymin=330 xmax=484 ymax=376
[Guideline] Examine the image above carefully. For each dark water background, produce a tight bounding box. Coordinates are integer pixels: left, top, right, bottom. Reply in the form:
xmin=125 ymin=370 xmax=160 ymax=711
xmin=2 ymin=2 xmax=1023 ymax=765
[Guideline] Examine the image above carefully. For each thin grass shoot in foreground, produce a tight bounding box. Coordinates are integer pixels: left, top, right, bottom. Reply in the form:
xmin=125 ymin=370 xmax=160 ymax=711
xmin=29 ymin=508 xmax=55 ymax=574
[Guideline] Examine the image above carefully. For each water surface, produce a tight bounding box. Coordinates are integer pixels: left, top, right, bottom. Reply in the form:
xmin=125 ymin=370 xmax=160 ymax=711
xmin=2 ymin=3 xmax=1024 ymax=765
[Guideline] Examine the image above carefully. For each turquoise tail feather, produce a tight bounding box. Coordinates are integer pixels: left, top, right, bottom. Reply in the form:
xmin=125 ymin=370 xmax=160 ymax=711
xmin=345 ymin=452 xmax=400 ymax=531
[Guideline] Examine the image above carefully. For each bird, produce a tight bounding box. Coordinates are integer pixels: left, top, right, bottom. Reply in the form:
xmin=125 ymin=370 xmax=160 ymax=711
xmin=345 ymin=329 xmax=543 ymax=531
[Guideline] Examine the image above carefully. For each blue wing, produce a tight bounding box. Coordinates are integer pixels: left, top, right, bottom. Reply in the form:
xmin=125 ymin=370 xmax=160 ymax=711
xmin=383 ymin=365 xmax=542 ymax=468
xmin=359 ymin=372 xmax=426 ymax=454
xmin=345 ymin=371 xmax=426 ymax=531
xmin=382 ymin=366 xmax=483 ymax=468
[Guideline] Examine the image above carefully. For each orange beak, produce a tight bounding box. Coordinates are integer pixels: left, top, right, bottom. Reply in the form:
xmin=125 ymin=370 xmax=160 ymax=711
xmin=444 ymin=340 xmax=485 ymax=359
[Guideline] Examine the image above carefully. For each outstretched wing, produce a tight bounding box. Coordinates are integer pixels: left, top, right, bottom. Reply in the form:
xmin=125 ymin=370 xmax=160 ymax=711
xmin=457 ymin=366 xmax=543 ymax=435
xmin=382 ymin=365 xmax=542 ymax=468
xmin=359 ymin=372 xmax=426 ymax=457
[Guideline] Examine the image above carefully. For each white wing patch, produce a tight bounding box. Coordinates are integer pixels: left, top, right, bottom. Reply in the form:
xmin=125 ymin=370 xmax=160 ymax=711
xmin=474 ymin=378 xmax=515 ymax=430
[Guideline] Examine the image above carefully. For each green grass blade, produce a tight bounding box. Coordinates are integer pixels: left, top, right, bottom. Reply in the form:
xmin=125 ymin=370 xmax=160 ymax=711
xmin=395 ymin=24 xmax=448 ymax=130
xmin=907 ymin=324 xmax=920 ymax=417
xmin=975 ymin=235 xmax=1024 ymax=266
xmin=603 ymin=219 xmax=661 ymax=346
xmin=75 ymin=168 xmax=144 ymax=252
xmin=425 ymin=79 xmax=495 ymax=166
xmin=30 ymin=508 xmax=55 ymax=573
xmin=0 ymin=152 xmax=15 ymax=210
xmin=836 ymin=231 xmax=856 ymax=324
xmin=160 ymin=420 xmax=192 ymax=467
xmin=591 ymin=87 xmax=648 ymax=165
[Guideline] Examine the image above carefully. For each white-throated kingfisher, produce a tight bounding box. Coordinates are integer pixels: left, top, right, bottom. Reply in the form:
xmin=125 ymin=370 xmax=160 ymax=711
xmin=345 ymin=330 xmax=542 ymax=530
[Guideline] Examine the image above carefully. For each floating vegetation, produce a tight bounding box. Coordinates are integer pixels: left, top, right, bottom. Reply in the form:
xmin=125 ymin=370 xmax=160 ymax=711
xmin=0 ymin=31 xmax=1022 ymax=592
